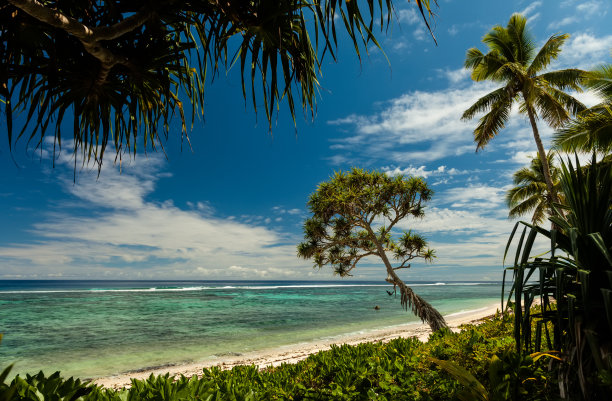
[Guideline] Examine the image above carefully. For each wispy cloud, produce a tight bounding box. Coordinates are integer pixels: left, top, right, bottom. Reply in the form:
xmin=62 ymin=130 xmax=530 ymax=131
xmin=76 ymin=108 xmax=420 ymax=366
xmin=0 ymin=154 xmax=312 ymax=280
xmin=519 ymin=1 xmax=542 ymax=22
xmin=554 ymin=32 xmax=612 ymax=69
xmin=549 ymin=1 xmax=608 ymax=30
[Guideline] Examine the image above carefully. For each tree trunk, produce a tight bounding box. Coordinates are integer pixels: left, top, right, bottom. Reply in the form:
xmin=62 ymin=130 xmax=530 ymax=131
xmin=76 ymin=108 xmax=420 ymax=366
xmin=364 ymin=224 xmax=448 ymax=331
xmin=524 ymin=99 xmax=560 ymax=207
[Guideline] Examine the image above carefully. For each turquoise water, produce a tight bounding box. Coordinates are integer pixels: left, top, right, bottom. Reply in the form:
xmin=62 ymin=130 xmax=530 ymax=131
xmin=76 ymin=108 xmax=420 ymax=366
xmin=0 ymin=280 xmax=502 ymax=379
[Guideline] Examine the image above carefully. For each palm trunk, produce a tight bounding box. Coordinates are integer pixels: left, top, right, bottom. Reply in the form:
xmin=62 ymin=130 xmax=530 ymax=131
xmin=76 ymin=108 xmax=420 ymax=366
xmin=524 ymin=100 xmax=560 ymax=207
xmin=364 ymin=224 xmax=448 ymax=331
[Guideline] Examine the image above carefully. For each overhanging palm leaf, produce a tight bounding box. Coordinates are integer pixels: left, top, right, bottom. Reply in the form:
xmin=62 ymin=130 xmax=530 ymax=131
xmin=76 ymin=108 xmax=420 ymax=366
xmin=0 ymin=0 xmax=437 ymax=169
xmin=463 ymin=13 xmax=586 ymax=204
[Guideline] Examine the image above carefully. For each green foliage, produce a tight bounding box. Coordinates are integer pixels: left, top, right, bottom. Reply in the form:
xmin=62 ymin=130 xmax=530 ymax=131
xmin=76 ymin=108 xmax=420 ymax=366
xmin=554 ymin=63 xmax=612 ymax=154
xmin=506 ymin=151 xmax=563 ymax=225
xmin=1 ymin=314 xmax=560 ymax=400
xmin=297 ymin=168 xmax=446 ymax=331
xmin=1 ymin=0 xmax=436 ymax=168
xmin=503 ymin=154 xmax=612 ymax=399
xmin=432 ymin=350 xmax=554 ymax=401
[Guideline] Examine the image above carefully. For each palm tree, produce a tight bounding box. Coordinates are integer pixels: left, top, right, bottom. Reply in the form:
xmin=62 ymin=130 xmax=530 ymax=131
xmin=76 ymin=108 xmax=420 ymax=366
xmin=462 ymin=13 xmax=586 ymax=204
xmin=554 ymin=63 xmax=612 ymax=154
xmin=506 ymin=151 xmax=562 ymax=225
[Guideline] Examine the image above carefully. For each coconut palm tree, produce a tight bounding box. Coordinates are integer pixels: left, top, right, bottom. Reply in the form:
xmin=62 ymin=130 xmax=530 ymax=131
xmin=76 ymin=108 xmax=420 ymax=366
xmin=462 ymin=13 xmax=586 ymax=204
xmin=506 ymin=151 xmax=562 ymax=225
xmin=554 ymin=63 xmax=612 ymax=154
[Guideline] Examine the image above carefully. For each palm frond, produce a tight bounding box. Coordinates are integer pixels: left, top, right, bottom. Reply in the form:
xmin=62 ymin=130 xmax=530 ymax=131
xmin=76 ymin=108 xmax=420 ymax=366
xmin=538 ymin=69 xmax=585 ymax=92
xmin=468 ymin=52 xmax=508 ymax=82
xmin=464 ymin=47 xmax=485 ymax=70
xmin=506 ymin=151 xmax=560 ymax=224
xmin=473 ymin=97 xmax=512 ymax=150
xmin=533 ymin=86 xmax=571 ymax=128
xmin=583 ymin=64 xmax=612 ymax=99
xmin=482 ymin=25 xmax=514 ymax=62
xmin=528 ymin=34 xmax=569 ymax=75
xmin=461 ymin=87 xmax=508 ymax=120
xmin=506 ymin=13 xmax=534 ymax=65
xmin=553 ymin=105 xmax=612 ymax=153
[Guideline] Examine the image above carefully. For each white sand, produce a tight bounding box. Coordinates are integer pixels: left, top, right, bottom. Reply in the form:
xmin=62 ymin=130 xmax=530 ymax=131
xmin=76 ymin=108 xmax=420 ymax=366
xmin=93 ymin=303 xmax=500 ymax=389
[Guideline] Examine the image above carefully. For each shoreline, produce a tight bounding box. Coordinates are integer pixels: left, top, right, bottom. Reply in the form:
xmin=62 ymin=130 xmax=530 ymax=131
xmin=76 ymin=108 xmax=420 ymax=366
xmin=93 ymin=303 xmax=500 ymax=389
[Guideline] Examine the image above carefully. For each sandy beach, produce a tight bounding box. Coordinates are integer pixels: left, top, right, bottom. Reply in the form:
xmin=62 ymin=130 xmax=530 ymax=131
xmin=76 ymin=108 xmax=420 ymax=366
xmin=93 ymin=303 xmax=500 ymax=389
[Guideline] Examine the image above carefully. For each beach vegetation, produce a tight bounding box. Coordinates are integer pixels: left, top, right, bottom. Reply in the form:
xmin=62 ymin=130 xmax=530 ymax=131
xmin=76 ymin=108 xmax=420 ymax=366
xmin=297 ymin=168 xmax=447 ymax=332
xmin=504 ymin=154 xmax=612 ymax=399
xmin=0 ymin=0 xmax=436 ymax=169
xmin=462 ymin=13 xmax=586 ymax=206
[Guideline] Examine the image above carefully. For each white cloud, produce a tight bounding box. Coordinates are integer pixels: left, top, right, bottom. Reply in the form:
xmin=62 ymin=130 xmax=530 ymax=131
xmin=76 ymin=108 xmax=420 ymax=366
xmin=397 ymin=8 xmax=419 ymax=25
xmin=555 ymin=33 xmax=612 ymax=69
xmin=413 ymin=26 xmax=426 ymax=41
xmin=328 ymin=83 xmax=501 ymax=163
xmin=520 ymin=1 xmax=542 ymax=18
xmin=383 ymin=165 xmax=470 ymax=183
xmin=384 ymin=165 xmax=445 ymax=178
xmin=510 ymin=150 xmax=538 ymax=165
xmin=442 ymin=184 xmax=509 ymax=210
xmin=547 ymin=16 xmax=578 ymax=30
xmin=549 ymin=1 xmax=608 ymax=29
xmin=399 ymin=207 xmax=510 ymax=234
xmin=0 ymin=154 xmax=311 ymax=279
xmin=576 ymin=1 xmax=606 ymax=16
xmin=439 ymin=68 xmax=471 ymax=85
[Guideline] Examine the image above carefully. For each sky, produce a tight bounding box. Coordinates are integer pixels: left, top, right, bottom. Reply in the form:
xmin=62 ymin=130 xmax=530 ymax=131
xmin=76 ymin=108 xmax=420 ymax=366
xmin=0 ymin=0 xmax=611 ymax=282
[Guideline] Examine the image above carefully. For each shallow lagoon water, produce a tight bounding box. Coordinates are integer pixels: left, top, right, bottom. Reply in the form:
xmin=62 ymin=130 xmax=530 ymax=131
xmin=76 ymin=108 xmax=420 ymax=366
xmin=0 ymin=280 xmax=502 ymax=379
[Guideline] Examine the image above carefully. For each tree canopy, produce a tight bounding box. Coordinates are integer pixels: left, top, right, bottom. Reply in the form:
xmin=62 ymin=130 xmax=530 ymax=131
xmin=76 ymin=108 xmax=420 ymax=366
xmin=0 ymin=0 xmax=436 ymax=167
xmin=297 ymin=168 xmax=447 ymax=332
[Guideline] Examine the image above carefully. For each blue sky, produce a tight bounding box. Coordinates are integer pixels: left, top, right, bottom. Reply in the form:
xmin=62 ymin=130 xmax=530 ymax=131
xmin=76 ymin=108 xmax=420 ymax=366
xmin=0 ymin=0 xmax=611 ymax=281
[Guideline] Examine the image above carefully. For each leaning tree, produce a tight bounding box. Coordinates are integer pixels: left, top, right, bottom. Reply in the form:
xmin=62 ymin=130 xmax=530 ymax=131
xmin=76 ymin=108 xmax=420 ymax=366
xmin=0 ymin=0 xmax=436 ymax=168
xmin=297 ymin=168 xmax=447 ymax=332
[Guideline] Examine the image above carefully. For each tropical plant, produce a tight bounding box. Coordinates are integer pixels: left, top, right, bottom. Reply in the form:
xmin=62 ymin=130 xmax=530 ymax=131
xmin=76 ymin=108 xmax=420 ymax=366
xmin=297 ymin=168 xmax=447 ymax=331
xmin=506 ymin=151 xmax=563 ymax=225
xmin=432 ymin=350 xmax=556 ymax=401
xmin=503 ymin=155 xmax=612 ymax=400
xmin=554 ymin=63 xmax=612 ymax=154
xmin=462 ymin=13 xmax=586 ymax=205
xmin=1 ymin=0 xmax=436 ymax=168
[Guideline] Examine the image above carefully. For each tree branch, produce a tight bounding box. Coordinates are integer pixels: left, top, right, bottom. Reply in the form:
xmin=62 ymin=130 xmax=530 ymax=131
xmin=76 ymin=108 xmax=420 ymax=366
xmin=346 ymin=251 xmax=376 ymax=273
xmin=8 ymin=0 xmax=95 ymax=41
xmin=93 ymin=9 xmax=152 ymax=41
xmin=7 ymin=0 xmax=151 ymax=87
xmin=393 ymin=262 xmax=411 ymax=270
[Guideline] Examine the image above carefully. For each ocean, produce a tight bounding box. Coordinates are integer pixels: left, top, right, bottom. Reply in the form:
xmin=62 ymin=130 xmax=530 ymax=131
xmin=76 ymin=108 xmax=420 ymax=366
xmin=0 ymin=280 xmax=502 ymax=380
